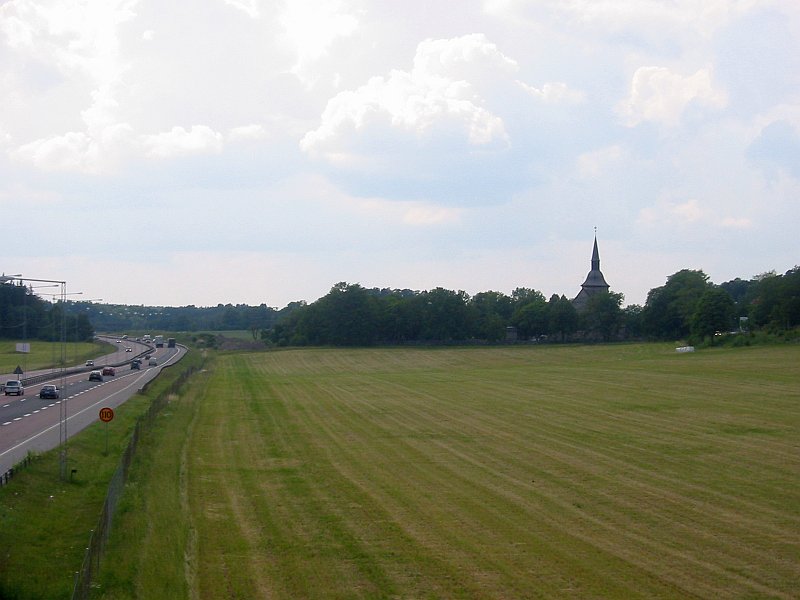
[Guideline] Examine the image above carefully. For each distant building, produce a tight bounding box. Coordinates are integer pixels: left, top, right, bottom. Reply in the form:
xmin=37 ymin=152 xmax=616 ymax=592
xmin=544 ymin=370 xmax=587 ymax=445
xmin=572 ymin=235 xmax=610 ymax=311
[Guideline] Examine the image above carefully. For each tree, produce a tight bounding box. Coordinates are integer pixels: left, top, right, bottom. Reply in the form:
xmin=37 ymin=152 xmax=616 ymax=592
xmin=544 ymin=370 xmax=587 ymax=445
xmin=511 ymin=292 xmax=548 ymax=339
xmin=642 ymin=269 xmax=711 ymax=339
xmin=690 ymin=287 xmax=736 ymax=340
xmin=470 ymin=291 xmax=513 ymax=341
xmin=583 ymin=291 xmax=624 ymax=341
xmin=547 ymin=294 xmax=578 ymax=342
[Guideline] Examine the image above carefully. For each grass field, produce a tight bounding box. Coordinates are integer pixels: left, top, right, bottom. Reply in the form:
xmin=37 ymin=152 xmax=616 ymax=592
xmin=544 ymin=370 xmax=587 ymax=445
xmin=0 ymin=339 xmax=109 ymax=374
xmin=90 ymin=344 xmax=800 ymax=598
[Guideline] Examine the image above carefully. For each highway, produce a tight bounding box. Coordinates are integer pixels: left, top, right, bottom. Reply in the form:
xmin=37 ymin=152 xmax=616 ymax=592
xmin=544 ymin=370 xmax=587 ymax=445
xmin=0 ymin=336 xmax=185 ymax=475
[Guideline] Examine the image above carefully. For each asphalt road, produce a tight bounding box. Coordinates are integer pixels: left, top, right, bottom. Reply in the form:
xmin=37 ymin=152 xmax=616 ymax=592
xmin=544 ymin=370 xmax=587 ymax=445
xmin=0 ymin=341 xmax=185 ymax=475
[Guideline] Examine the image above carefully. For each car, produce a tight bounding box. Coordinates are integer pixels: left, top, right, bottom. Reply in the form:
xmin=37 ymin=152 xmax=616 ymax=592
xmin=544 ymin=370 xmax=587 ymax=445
xmin=4 ymin=380 xmax=24 ymax=396
xmin=131 ymin=361 xmax=140 ymax=370
xmin=144 ymin=354 xmax=151 ymax=360
xmin=39 ymin=384 xmax=59 ymax=399
xmin=86 ymin=359 xmax=94 ymax=367
xmin=89 ymin=370 xmax=103 ymax=382
xmin=102 ymin=366 xmax=116 ymax=376
xmin=125 ymin=347 xmax=132 ymax=352
xmin=148 ymin=358 xmax=158 ymax=366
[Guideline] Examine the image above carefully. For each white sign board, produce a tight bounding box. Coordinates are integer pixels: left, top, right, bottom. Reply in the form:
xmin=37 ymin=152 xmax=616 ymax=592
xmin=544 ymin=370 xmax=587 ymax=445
xmin=15 ymin=343 xmax=30 ymax=353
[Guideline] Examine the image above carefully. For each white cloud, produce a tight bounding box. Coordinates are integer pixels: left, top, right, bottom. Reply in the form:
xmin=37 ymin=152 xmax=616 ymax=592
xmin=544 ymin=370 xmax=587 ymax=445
xmin=222 ymin=0 xmax=260 ymax=19
xmin=140 ymin=126 xmax=224 ymax=159
xmin=12 ymin=131 xmax=98 ymax=171
xmin=517 ymin=80 xmax=585 ymax=104
xmin=279 ymin=0 xmax=359 ymax=86
xmin=301 ymin=34 xmax=513 ymax=160
xmin=619 ymin=66 xmax=727 ymax=127
xmin=637 ymin=197 xmax=754 ymax=230
xmin=227 ymin=124 xmax=268 ymax=142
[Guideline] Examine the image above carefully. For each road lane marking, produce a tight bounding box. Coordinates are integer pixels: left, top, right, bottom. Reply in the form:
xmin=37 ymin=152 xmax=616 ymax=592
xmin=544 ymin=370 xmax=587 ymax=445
xmin=0 ymin=347 xmax=182 ymax=462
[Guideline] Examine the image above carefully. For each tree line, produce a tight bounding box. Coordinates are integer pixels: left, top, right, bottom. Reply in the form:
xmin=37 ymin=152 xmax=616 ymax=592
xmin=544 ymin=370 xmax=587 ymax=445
xmin=0 ymin=282 xmax=94 ymax=342
xmin=2 ymin=265 xmax=798 ymax=347
xmin=269 ymin=266 xmax=800 ymax=346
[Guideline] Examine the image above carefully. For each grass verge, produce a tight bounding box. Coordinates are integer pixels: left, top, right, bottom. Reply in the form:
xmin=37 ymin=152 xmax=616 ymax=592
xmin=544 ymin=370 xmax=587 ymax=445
xmin=92 ymin=343 xmax=800 ymax=599
xmin=0 ymin=349 xmax=204 ymax=600
xmin=0 ymin=340 xmax=110 ymax=375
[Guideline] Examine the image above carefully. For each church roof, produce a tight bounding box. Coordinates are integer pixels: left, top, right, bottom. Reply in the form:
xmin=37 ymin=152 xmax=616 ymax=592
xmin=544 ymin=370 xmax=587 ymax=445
xmin=573 ymin=236 xmax=610 ymax=309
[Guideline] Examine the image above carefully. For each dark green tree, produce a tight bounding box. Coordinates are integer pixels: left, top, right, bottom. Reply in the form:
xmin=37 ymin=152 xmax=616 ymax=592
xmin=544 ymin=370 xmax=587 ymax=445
xmin=547 ymin=294 xmax=578 ymax=341
xmin=690 ymin=287 xmax=736 ymax=340
xmin=511 ymin=291 xmax=548 ymax=339
xmin=582 ymin=291 xmax=624 ymax=341
xmin=470 ymin=291 xmax=513 ymax=341
xmin=642 ymin=269 xmax=711 ymax=339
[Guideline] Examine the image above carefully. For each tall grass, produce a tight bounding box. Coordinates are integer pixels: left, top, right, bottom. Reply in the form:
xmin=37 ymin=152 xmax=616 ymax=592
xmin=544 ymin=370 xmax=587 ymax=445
xmin=93 ymin=344 xmax=800 ymax=599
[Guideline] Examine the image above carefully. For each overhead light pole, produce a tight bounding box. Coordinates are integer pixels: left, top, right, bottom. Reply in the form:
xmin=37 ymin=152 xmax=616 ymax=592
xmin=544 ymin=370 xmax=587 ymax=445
xmin=15 ymin=275 xmax=70 ymax=480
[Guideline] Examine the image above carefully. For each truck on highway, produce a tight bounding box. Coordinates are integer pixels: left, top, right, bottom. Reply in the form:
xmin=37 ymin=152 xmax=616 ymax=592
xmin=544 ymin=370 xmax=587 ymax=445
xmin=167 ymin=337 xmax=176 ymax=348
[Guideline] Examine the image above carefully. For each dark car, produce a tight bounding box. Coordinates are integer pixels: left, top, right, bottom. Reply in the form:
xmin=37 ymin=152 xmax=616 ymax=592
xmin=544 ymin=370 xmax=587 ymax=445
xmin=102 ymin=366 xmax=116 ymax=376
xmin=131 ymin=361 xmax=141 ymax=370
xmin=89 ymin=370 xmax=103 ymax=382
xmin=39 ymin=384 xmax=60 ymax=399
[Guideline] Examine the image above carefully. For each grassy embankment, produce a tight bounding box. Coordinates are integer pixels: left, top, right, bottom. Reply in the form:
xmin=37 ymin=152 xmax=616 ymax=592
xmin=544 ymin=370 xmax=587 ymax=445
xmin=92 ymin=343 xmax=800 ymax=599
xmin=0 ymin=340 xmax=109 ymax=375
xmin=0 ymin=348 xmax=204 ymax=600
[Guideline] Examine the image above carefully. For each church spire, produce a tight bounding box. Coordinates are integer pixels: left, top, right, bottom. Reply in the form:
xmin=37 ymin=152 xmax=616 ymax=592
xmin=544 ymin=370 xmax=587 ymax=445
xmin=572 ymin=231 xmax=610 ymax=311
xmin=591 ymin=235 xmax=600 ymax=272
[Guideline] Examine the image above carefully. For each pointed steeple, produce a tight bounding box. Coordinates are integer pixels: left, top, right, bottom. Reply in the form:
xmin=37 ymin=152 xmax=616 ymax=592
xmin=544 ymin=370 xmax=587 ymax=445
xmin=572 ymin=233 xmax=610 ymax=311
xmin=591 ymin=236 xmax=600 ymax=272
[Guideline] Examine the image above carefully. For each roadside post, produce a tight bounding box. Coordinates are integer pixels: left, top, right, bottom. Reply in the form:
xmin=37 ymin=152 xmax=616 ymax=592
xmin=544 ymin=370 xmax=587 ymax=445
xmin=99 ymin=407 xmax=114 ymax=455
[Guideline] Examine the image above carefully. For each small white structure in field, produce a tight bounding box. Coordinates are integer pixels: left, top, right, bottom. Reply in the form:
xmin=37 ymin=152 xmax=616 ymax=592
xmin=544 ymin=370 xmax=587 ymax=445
xmin=675 ymin=346 xmax=695 ymax=353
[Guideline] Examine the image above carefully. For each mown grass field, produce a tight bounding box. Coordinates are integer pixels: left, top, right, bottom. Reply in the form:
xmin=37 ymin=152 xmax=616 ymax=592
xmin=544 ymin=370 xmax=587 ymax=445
xmin=97 ymin=343 xmax=800 ymax=599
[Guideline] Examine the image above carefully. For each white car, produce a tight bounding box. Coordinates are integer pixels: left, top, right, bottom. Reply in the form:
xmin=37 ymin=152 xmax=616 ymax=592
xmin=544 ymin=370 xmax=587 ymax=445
xmin=4 ymin=380 xmax=24 ymax=396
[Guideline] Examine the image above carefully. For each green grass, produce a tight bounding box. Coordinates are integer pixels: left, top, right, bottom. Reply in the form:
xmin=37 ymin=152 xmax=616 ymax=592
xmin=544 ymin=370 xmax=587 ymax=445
xmin=0 ymin=340 xmax=110 ymax=374
xmin=0 ymin=350 xmax=204 ymax=600
xmin=91 ymin=343 xmax=800 ymax=599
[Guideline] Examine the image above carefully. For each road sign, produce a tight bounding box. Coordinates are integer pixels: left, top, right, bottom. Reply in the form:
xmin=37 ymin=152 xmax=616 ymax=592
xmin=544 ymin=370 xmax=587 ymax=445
xmin=99 ymin=407 xmax=114 ymax=423
xmin=13 ymin=366 xmax=23 ymax=375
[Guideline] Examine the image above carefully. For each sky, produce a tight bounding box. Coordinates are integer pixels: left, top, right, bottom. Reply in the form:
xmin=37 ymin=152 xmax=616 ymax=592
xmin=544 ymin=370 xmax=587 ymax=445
xmin=1 ymin=0 xmax=799 ymax=309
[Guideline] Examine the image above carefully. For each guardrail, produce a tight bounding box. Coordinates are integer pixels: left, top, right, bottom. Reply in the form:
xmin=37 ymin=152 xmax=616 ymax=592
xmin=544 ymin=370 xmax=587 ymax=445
xmin=2 ymin=345 xmax=156 ymax=390
xmin=0 ymin=342 xmax=160 ymax=489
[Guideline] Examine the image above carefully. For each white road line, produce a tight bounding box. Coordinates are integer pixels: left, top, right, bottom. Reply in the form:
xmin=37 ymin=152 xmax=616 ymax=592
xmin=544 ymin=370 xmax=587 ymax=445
xmin=0 ymin=349 xmax=181 ymax=462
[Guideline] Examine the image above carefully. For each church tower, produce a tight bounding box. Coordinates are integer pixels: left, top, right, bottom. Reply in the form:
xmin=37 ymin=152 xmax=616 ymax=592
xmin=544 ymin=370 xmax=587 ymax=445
xmin=572 ymin=235 xmax=610 ymax=311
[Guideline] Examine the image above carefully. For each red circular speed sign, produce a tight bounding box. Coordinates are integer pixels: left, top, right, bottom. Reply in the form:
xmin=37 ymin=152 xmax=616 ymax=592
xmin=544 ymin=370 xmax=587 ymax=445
xmin=99 ymin=407 xmax=114 ymax=423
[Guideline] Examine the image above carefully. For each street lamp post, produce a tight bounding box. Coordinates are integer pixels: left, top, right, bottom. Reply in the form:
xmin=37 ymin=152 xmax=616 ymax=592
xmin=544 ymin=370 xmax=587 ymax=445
xmin=14 ymin=275 xmax=70 ymax=480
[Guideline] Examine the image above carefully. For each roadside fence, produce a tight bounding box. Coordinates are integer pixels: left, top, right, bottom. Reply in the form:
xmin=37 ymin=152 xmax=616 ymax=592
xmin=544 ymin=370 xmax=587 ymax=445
xmin=71 ymin=349 xmax=200 ymax=600
xmin=0 ymin=453 xmax=35 ymax=487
